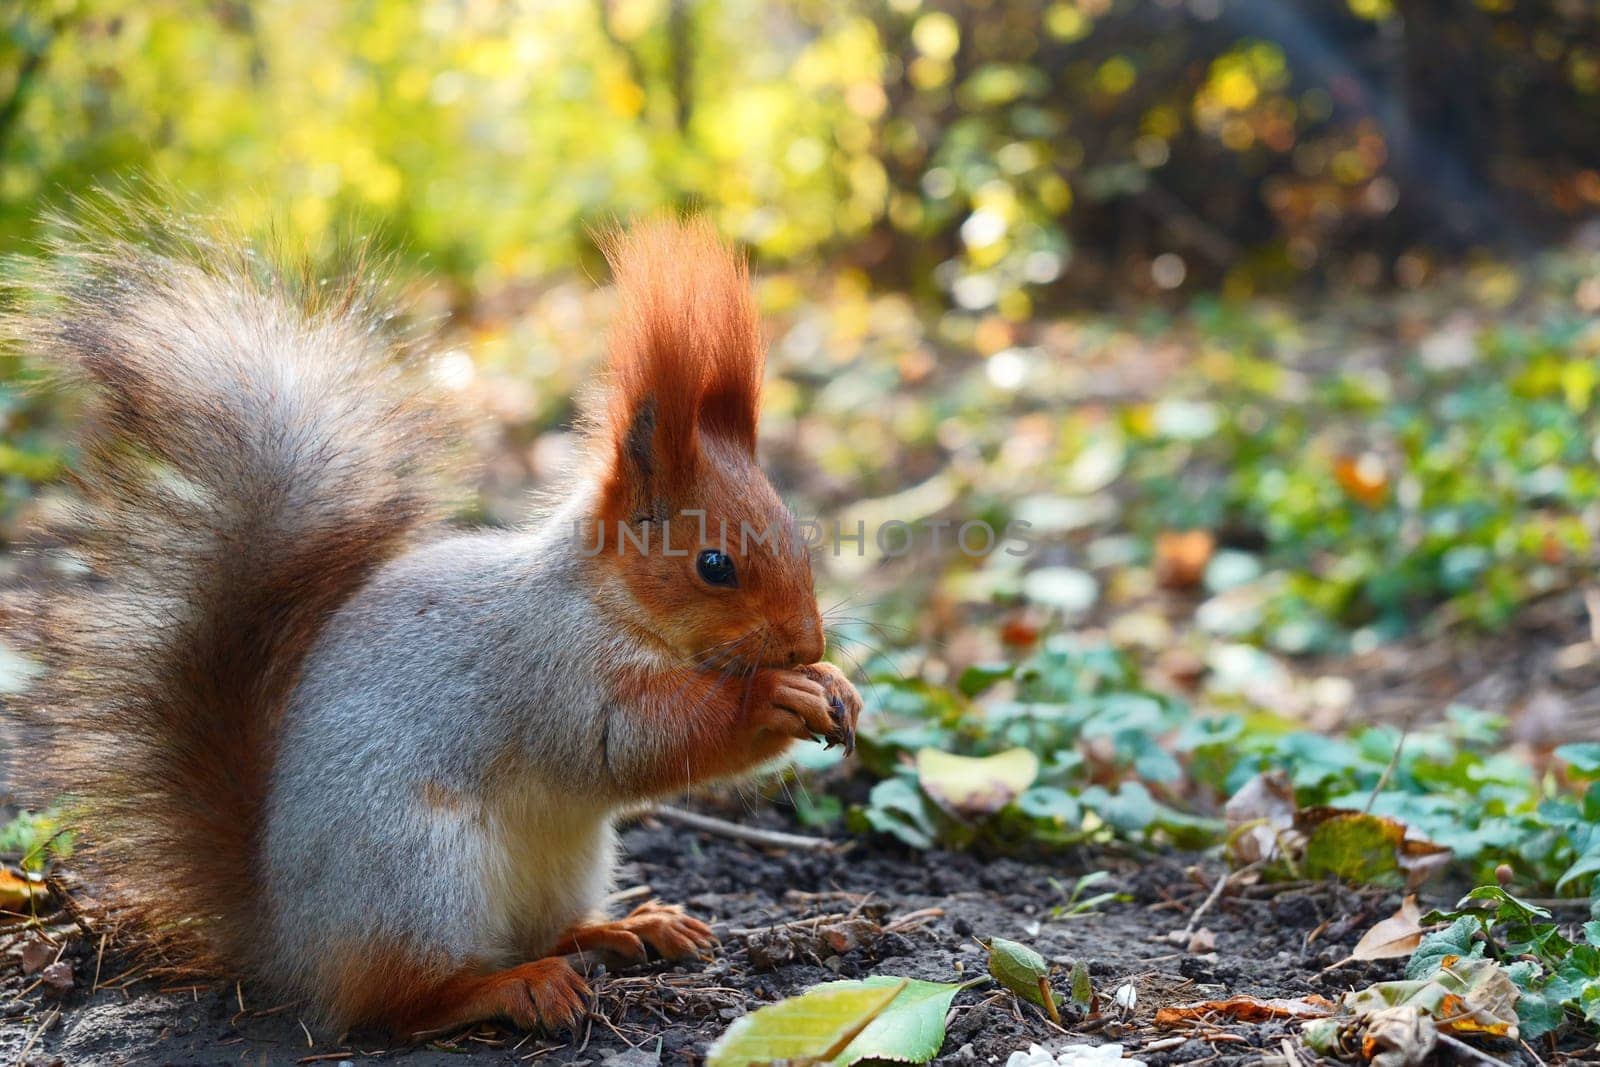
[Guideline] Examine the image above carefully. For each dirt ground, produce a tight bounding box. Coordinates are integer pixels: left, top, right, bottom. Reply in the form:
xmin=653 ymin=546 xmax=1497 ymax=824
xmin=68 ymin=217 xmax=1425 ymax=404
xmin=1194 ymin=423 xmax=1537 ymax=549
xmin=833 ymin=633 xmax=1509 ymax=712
xmin=0 ymin=796 xmax=1547 ymax=1067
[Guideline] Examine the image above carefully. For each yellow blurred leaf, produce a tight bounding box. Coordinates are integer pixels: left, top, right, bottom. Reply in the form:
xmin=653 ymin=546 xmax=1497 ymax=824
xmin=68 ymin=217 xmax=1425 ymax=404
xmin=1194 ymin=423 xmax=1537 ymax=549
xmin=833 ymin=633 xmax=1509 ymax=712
xmin=0 ymin=868 xmax=50 ymax=913
xmin=916 ymin=748 xmax=1039 ymax=818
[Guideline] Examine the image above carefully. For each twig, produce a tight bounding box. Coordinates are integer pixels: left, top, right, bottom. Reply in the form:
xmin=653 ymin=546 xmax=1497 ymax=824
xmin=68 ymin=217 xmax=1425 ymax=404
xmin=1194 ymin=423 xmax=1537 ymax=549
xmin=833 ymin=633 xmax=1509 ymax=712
xmin=1435 ymin=1032 xmax=1509 ymax=1067
xmin=1180 ymin=863 xmax=1258 ymax=941
xmin=17 ymin=1006 xmax=60 ymax=1062
xmin=651 ymin=806 xmax=837 ymax=852
xmin=884 ymin=907 xmax=944 ymax=933
xmin=724 ymin=911 xmax=856 ymax=938
xmin=91 ymin=930 xmax=108 ymax=993
xmin=605 ymin=885 xmax=653 ymax=907
xmin=1364 ymin=728 xmax=1409 ymax=814
xmin=1142 ymin=1037 xmax=1188 ymax=1054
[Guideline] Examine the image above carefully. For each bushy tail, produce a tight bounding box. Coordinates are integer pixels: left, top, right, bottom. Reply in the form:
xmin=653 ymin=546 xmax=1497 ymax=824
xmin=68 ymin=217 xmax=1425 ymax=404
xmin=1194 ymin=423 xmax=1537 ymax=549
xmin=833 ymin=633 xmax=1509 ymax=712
xmin=2 ymin=202 xmax=466 ymax=970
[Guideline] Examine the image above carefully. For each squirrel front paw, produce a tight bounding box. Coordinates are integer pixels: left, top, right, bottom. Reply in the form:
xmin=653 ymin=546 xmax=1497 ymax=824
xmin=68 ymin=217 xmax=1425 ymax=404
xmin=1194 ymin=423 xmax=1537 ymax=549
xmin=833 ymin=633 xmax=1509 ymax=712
xmin=796 ymin=661 xmax=862 ymax=755
xmin=752 ymin=662 xmax=862 ymax=755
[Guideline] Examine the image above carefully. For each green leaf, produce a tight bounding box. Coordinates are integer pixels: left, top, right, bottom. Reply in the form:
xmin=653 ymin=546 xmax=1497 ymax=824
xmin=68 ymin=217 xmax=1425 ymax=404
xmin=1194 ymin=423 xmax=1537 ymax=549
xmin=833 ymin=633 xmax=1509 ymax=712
xmin=957 ymin=662 xmax=1013 ymax=697
xmin=707 ymin=977 xmax=959 ymax=1067
xmin=832 ymin=978 xmax=963 ymax=1066
xmin=1557 ymin=743 xmax=1600 ymax=778
xmin=707 ymin=980 xmax=903 ymax=1067
xmin=1407 ymin=917 xmax=1482 ymax=980
xmin=857 ymin=778 xmax=939 ymax=850
xmin=1458 ymin=884 xmax=1552 ymax=923
xmin=1558 ymin=842 xmax=1600 ymax=894
xmin=1067 ymin=960 xmax=1093 ymax=1013
xmin=1301 ymin=811 xmax=1415 ymax=886
xmin=1016 ymin=786 xmax=1081 ymax=828
xmin=1078 ymin=782 xmax=1156 ymax=834
xmin=986 ymin=937 xmax=1059 ymax=1021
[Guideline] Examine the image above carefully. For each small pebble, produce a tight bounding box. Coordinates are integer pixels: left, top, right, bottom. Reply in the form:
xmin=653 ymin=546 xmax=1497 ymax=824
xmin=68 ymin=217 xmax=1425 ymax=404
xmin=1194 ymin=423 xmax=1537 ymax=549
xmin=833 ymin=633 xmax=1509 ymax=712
xmin=41 ymin=960 xmax=74 ymax=998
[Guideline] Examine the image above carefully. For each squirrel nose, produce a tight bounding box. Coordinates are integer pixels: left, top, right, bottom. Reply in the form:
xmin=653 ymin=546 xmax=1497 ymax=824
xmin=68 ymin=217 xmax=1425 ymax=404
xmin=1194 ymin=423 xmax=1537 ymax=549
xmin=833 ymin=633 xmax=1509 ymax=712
xmin=790 ymin=613 xmax=824 ymax=666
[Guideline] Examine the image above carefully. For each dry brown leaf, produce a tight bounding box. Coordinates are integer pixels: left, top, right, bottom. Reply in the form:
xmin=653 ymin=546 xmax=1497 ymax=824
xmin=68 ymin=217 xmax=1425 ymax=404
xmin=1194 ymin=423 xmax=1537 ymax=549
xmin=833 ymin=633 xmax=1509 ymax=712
xmin=1224 ymin=770 xmax=1298 ymax=865
xmin=1362 ymin=1005 xmax=1438 ymax=1067
xmin=1343 ymin=894 xmax=1424 ymax=964
xmin=1342 ymin=955 xmax=1520 ymax=1041
xmin=1154 ymin=994 xmax=1335 ymax=1028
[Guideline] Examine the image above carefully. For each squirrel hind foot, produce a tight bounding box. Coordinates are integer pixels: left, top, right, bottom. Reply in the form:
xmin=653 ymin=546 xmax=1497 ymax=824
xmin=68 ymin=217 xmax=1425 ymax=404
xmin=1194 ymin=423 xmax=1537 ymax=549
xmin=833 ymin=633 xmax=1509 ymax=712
xmin=554 ymin=900 xmax=717 ymax=965
xmin=377 ymin=957 xmax=590 ymax=1039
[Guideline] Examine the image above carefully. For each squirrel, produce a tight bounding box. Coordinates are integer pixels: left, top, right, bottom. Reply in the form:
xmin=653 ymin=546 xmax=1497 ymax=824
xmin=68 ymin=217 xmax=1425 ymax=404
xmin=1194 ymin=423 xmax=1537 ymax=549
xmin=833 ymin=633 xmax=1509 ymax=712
xmin=2 ymin=207 xmax=862 ymax=1037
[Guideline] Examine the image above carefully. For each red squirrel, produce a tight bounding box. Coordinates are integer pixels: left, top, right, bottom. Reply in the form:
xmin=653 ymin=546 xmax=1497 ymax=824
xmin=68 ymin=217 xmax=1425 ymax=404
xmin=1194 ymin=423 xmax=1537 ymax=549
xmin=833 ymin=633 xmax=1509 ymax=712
xmin=4 ymin=209 xmax=862 ymax=1036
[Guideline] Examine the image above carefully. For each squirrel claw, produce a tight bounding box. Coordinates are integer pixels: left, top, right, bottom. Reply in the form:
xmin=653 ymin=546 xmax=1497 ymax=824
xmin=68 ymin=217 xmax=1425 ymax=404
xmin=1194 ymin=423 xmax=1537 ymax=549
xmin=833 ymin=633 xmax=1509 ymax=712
xmin=824 ymin=693 xmax=856 ymax=755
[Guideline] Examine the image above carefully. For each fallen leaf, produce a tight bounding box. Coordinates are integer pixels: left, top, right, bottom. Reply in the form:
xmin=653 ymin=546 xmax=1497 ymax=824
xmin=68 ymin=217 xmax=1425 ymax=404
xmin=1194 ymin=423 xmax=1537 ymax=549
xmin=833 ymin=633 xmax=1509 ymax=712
xmin=987 ymin=937 xmax=1060 ymax=1024
xmin=707 ymin=979 xmax=906 ymax=1067
xmin=1297 ymin=809 xmax=1449 ymax=889
xmin=19 ymin=939 xmax=54 ymax=976
xmin=0 ymin=867 xmax=50 ymax=913
xmin=707 ymin=977 xmax=962 ymax=1067
xmin=915 ymin=748 xmax=1039 ymax=818
xmin=1223 ymin=770 xmax=1298 ymax=866
xmin=831 ymin=978 xmax=965 ymax=1067
xmin=1342 ymin=955 xmax=1519 ymax=1041
xmin=1154 ymin=994 xmax=1335 ymax=1027
xmin=1361 ymin=1005 xmax=1437 ymax=1067
xmin=1335 ymin=895 xmax=1424 ymax=967
xmin=1300 ymin=1017 xmax=1346 ymax=1057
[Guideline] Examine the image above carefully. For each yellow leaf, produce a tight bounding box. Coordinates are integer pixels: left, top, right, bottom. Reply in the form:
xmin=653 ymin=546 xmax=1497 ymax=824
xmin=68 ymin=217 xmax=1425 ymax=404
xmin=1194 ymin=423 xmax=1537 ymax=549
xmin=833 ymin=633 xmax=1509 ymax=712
xmin=0 ymin=868 xmax=50 ymax=913
xmin=916 ymin=748 xmax=1039 ymax=818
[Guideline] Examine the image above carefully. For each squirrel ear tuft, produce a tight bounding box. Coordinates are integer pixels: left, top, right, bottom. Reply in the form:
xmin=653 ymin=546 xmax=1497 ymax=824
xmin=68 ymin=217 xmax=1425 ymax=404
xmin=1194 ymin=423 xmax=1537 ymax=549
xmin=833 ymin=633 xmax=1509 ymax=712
xmin=598 ymin=217 xmax=764 ymax=466
xmin=606 ymin=395 xmax=672 ymax=522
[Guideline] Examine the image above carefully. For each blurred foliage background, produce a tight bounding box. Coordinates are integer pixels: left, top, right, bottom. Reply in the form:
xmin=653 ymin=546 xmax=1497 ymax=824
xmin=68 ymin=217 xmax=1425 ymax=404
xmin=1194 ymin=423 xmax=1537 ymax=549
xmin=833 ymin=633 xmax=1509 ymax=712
xmin=4 ymin=0 xmax=1600 ymax=708
xmin=5 ymin=0 xmax=1599 ymax=298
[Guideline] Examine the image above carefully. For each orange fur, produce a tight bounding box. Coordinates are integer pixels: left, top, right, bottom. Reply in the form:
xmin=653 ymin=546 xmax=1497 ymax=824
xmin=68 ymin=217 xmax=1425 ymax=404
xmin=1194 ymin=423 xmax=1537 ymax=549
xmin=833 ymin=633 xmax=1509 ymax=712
xmin=7 ymin=206 xmax=858 ymax=1040
xmin=605 ymin=660 xmax=860 ymax=795
xmin=552 ymin=901 xmax=715 ymax=963
xmin=324 ymin=945 xmax=589 ymax=1038
xmin=4 ymin=204 xmax=463 ymax=976
xmin=585 ymin=219 xmax=825 ymax=675
xmin=598 ymin=217 xmax=764 ymax=466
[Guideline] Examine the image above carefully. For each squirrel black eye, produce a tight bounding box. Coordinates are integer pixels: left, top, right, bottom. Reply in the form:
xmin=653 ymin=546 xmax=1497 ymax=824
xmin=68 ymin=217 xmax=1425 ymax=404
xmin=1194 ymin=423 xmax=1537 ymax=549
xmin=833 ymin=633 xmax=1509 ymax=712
xmin=696 ymin=549 xmax=738 ymax=588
